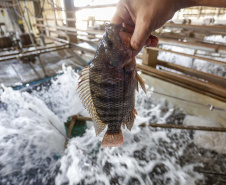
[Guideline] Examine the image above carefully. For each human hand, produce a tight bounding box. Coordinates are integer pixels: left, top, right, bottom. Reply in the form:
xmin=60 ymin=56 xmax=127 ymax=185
xmin=111 ymin=0 xmax=226 ymax=56
xmin=111 ymin=0 xmax=182 ymax=55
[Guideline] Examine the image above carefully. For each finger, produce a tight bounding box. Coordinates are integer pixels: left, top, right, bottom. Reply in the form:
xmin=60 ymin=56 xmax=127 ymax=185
xmin=132 ymin=36 xmax=158 ymax=57
xmin=111 ymin=13 xmax=124 ymax=24
xmin=131 ymin=13 xmax=159 ymax=50
xmin=147 ymin=35 xmax=159 ymax=47
xmin=145 ymin=38 xmax=151 ymax=46
xmin=131 ymin=15 xmax=153 ymax=51
xmin=123 ymin=23 xmax=135 ymax=33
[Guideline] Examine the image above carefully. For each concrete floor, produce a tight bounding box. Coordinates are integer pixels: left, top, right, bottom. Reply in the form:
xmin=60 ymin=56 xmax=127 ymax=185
xmin=0 ymin=48 xmax=89 ymax=87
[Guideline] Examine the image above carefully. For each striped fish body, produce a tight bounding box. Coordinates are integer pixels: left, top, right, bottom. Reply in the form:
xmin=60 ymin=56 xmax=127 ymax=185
xmin=78 ymin=24 xmax=146 ymax=147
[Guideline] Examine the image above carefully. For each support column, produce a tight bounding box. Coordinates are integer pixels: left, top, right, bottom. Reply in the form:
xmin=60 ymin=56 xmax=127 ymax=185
xmin=64 ymin=0 xmax=77 ymax=43
xmin=33 ymin=0 xmax=45 ymax=35
xmin=7 ymin=2 xmax=24 ymax=33
xmin=142 ymin=47 xmax=159 ymax=68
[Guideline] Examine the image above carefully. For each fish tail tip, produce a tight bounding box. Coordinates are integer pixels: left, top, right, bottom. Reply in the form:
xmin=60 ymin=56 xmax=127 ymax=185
xmin=101 ymin=130 xmax=123 ymax=148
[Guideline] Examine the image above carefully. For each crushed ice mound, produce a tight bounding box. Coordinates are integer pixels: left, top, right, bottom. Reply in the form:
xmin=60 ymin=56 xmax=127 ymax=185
xmin=184 ymin=116 xmax=226 ymax=154
xmin=56 ymin=127 xmax=204 ymax=185
xmin=0 ymin=65 xmax=205 ymax=184
xmin=158 ymin=44 xmax=226 ymax=78
xmin=56 ymin=85 xmax=203 ymax=185
xmin=192 ymin=58 xmax=226 ymax=78
xmin=204 ymin=35 xmax=226 ymax=44
xmin=158 ymin=45 xmax=194 ymax=68
xmin=0 ymin=86 xmax=65 ymax=185
xmin=31 ymin=64 xmax=87 ymax=123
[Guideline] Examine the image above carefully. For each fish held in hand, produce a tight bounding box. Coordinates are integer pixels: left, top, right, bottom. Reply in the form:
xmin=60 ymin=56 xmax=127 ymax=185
xmin=77 ymin=24 xmax=146 ymax=148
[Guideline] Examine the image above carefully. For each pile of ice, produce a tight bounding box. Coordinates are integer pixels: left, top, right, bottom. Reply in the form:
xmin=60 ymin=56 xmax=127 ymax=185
xmin=158 ymin=44 xmax=226 ymax=78
xmin=0 ymin=86 xmax=65 ymax=184
xmin=184 ymin=116 xmax=226 ymax=154
xmin=158 ymin=45 xmax=194 ymax=68
xmin=204 ymin=35 xmax=226 ymax=44
xmin=0 ymin=65 xmax=205 ymax=184
xmin=30 ymin=65 xmax=86 ymax=123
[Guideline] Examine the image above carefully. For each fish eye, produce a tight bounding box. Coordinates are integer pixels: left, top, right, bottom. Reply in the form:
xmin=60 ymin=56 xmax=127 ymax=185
xmin=107 ymin=40 xmax=113 ymax=48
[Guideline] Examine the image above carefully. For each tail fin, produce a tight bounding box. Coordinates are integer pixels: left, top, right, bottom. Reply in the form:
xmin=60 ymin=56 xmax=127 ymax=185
xmin=101 ymin=129 xmax=123 ymax=148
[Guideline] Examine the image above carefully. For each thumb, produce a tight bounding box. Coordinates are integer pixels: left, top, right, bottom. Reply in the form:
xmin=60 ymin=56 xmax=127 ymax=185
xmin=131 ymin=16 xmax=153 ymax=51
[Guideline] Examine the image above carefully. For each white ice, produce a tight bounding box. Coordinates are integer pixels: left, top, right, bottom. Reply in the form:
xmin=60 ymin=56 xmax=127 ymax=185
xmin=184 ymin=116 xmax=226 ymax=154
xmin=158 ymin=43 xmax=226 ymax=78
xmin=0 ymin=65 xmax=207 ymax=185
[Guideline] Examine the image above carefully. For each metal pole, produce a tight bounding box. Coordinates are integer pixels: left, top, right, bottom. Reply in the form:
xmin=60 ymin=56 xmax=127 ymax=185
xmin=0 ymin=46 xmax=69 ymax=62
xmin=51 ymin=0 xmax=58 ymax=27
xmin=64 ymin=116 xmax=77 ymax=148
xmin=73 ymin=115 xmax=226 ymax=133
xmin=63 ymin=0 xmax=77 ymax=43
xmin=147 ymin=123 xmax=226 ymax=133
xmin=17 ymin=0 xmax=47 ymax=77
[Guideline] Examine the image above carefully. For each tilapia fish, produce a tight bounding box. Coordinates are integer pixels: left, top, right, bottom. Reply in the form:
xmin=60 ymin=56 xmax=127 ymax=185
xmin=77 ymin=24 xmax=146 ymax=147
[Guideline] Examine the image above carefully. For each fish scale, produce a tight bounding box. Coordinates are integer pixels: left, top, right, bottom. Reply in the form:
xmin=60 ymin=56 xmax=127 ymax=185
xmin=77 ymin=24 xmax=146 ymax=147
xmin=90 ymin=65 xmax=124 ymax=127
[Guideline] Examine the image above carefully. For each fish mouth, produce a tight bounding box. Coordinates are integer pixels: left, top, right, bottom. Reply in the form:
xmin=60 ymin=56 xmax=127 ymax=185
xmin=105 ymin=23 xmax=132 ymax=49
xmin=118 ymin=31 xmax=133 ymax=60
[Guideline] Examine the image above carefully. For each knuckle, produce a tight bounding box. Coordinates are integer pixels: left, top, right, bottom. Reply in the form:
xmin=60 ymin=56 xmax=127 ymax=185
xmin=131 ymin=41 xmax=142 ymax=51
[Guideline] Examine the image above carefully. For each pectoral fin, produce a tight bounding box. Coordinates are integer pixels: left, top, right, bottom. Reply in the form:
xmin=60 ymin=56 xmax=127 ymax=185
xmin=136 ymin=73 xmax=147 ymax=94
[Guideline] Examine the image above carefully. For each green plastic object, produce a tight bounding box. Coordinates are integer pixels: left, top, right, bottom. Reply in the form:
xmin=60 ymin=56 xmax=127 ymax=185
xmin=64 ymin=118 xmax=87 ymax=138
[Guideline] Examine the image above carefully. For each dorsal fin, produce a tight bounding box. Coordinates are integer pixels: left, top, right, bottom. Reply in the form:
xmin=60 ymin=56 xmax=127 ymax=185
xmin=77 ymin=66 xmax=106 ymax=135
